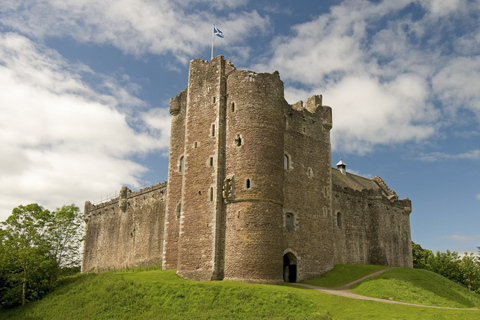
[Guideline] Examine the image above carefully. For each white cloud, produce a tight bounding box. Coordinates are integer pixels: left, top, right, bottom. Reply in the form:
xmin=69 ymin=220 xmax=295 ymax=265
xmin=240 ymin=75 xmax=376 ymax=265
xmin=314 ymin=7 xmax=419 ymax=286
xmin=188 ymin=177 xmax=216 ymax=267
xmin=422 ymin=0 xmax=467 ymax=17
xmin=253 ymin=0 xmax=480 ymax=154
xmin=432 ymin=56 xmax=480 ymax=121
xmin=476 ymin=194 xmax=480 ymax=200
xmin=446 ymin=234 xmax=480 ymax=244
xmin=325 ymin=74 xmax=437 ymax=153
xmin=417 ymin=149 xmax=480 ymax=162
xmin=0 ymin=0 xmax=269 ymax=62
xmin=0 ymin=33 xmax=170 ymax=221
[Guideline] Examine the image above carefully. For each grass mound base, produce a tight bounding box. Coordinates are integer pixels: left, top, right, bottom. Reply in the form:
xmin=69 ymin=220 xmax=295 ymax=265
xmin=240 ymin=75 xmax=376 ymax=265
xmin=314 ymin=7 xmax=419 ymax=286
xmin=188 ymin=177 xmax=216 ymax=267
xmin=0 ymin=270 xmax=331 ymax=320
xmin=2 ymin=267 xmax=480 ymax=319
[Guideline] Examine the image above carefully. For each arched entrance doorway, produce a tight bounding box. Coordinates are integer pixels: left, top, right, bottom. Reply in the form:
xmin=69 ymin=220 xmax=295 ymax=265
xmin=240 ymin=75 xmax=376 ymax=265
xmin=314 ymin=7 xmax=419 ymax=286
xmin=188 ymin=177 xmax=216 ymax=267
xmin=283 ymin=252 xmax=297 ymax=283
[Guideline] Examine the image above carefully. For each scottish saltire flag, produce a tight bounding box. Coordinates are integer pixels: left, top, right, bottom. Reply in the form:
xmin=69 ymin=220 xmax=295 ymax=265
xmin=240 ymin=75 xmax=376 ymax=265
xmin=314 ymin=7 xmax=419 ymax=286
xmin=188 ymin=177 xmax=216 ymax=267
xmin=214 ymin=26 xmax=225 ymax=38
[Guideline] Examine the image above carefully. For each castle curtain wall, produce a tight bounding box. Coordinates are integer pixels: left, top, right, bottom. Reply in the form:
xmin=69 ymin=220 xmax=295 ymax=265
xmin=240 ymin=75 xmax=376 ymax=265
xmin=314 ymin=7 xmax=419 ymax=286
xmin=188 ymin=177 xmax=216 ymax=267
xmin=82 ymin=183 xmax=166 ymax=272
xmin=332 ymin=183 xmax=413 ymax=267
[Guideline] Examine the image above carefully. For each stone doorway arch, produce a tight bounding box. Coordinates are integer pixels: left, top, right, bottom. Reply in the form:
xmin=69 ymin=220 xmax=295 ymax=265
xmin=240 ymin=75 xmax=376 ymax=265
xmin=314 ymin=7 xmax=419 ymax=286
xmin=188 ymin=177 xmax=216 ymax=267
xmin=283 ymin=252 xmax=297 ymax=283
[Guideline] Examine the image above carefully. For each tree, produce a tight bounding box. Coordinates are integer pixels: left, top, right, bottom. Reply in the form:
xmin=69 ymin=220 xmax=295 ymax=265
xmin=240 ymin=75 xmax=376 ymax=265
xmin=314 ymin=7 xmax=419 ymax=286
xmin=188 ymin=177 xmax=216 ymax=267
xmin=411 ymin=241 xmax=433 ymax=269
xmin=47 ymin=204 xmax=84 ymax=270
xmin=412 ymin=242 xmax=480 ymax=293
xmin=0 ymin=203 xmax=84 ymax=308
xmin=459 ymin=253 xmax=479 ymax=291
xmin=0 ymin=204 xmax=56 ymax=307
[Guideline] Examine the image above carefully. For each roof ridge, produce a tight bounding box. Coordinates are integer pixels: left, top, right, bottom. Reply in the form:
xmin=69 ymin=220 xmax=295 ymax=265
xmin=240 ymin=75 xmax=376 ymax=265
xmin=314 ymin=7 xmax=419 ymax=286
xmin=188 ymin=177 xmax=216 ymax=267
xmin=371 ymin=176 xmax=398 ymax=200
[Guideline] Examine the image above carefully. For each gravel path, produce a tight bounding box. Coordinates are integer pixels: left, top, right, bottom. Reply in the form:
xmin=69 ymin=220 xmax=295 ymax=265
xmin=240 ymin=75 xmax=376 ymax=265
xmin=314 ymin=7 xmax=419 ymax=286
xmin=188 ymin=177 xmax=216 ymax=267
xmin=293 ymin=268 xmax=479 ymax=311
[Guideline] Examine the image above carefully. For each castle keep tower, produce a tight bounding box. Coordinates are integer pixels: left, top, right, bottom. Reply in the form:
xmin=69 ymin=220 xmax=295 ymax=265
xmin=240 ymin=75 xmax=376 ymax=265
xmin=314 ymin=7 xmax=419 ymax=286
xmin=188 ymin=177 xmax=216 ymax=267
xmin=163 ymin=57 xmax=233 ymax=280
xmin=163 ymin=56 xmax=335 ymax=283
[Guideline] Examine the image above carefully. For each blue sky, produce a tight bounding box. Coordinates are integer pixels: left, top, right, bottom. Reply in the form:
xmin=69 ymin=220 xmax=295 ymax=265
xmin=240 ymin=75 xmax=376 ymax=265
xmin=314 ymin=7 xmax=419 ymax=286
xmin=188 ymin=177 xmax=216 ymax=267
xmin=0 ymin=0 xmax=479 ymax=254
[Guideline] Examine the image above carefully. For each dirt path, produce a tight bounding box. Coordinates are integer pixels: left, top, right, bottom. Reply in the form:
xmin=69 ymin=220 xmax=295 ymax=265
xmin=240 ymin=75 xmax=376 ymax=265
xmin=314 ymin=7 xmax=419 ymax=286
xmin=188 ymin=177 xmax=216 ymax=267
xmin=293 ymin=268 xmax=479 ymax=311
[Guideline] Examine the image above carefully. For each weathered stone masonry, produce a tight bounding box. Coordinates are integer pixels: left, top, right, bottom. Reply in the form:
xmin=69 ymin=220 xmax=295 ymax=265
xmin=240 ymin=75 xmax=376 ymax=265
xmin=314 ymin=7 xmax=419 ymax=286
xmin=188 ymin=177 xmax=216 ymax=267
xmin=82 ymin=183 xmax=166 ymax=272
xmin=82 ymin=56 xmax=413 ymax=282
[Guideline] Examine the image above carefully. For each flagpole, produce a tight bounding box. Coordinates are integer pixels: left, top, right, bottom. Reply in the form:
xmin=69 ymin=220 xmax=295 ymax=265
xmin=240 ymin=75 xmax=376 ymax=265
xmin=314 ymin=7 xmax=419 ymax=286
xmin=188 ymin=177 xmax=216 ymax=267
xmin=211 ymin=25 xmax=214 ymax=60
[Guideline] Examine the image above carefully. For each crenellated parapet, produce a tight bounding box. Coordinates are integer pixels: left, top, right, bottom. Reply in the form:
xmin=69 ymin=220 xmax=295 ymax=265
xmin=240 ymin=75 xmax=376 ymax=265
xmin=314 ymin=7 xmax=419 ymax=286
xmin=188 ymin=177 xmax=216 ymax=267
xmin=84 ymin=182 xmax=167 ymax=221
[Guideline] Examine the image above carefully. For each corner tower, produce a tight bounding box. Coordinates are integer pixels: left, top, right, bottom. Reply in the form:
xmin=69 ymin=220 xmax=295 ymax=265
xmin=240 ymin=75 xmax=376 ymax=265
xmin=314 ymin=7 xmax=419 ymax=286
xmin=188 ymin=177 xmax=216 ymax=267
xmin=223 ymin=69 xmax=287 ymax=283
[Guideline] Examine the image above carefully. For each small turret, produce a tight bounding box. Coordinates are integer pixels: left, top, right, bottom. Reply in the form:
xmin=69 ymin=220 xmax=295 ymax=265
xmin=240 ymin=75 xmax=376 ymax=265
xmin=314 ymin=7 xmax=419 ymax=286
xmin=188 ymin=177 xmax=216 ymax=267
xmin=336 ymin=158 xmax=347 ymax=175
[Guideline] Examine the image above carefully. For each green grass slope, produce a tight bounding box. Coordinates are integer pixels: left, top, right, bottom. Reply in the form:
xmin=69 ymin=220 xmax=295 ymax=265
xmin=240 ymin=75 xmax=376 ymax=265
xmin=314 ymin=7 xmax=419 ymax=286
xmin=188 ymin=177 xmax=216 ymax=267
xmin=352 ymin=267 xmax=480 ymax=309
xmin=301 ymin=264 xmax=389 ymax=287
xmin=1 ymin=267 xmax=479 ymax=319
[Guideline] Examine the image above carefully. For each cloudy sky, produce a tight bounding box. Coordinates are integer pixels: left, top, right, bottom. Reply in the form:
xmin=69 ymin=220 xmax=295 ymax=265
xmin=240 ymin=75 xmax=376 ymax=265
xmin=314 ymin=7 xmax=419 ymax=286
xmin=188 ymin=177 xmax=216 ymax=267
xmin=1 ymin=0 xmax=479 ymax=254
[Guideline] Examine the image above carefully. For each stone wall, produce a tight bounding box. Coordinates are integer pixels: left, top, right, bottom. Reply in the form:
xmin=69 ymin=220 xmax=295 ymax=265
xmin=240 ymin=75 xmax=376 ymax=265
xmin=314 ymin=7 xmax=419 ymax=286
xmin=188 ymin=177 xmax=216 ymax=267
xmin=81 ymin=183 xmax=166 ymax=272
xmin=332 ymin=172 xmax=413 ymax=267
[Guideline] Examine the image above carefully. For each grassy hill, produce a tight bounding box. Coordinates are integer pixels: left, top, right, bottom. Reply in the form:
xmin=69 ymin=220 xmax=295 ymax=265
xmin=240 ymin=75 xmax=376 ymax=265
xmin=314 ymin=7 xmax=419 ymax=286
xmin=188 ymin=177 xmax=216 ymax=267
xmin=1 ymin=266 xmax=480 ymax=319
xmin=351 ymin=267 xmax=480 ymax=308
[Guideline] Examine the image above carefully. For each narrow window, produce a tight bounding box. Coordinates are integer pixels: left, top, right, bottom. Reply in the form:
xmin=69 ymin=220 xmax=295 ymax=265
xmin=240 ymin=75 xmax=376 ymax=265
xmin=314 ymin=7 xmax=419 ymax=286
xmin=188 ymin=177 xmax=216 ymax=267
xmin=235 ymin=135 xmax=242 ymax=146
xmin=213 ymin=96 xmax=216 ymax=103
xmin=246 ymin=179 xmax=251 ymax=189
xmin=179 ymin=156 xmax=184 ymax=172
xmin=210 ymin=157 xmax=214 ymax=167
xmin=231 ymin=102 xmax=235 ymax=112
xmin=284 ymin=154 xmax=289 ymax=170
xmin=285 ymin=213 xmax=294 ymax=230
xmin=210 ymin=187 xmax=214 ymax=201
xmin=194 ymin=142 xmax=198 ymax=148
xmin=337 ymin=212 xmax=342 ymax=228
xmin=176 ymin=203 xmax=181 ymax=220
xmin=212 ymin=124 xmax=215 ymax=137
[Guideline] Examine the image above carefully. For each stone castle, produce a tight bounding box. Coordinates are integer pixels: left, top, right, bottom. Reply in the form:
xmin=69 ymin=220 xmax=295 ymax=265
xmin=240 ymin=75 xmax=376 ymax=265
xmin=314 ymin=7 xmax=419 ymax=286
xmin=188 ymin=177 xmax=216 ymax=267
xmin=82 ymin=56 xmax=413 ymax=283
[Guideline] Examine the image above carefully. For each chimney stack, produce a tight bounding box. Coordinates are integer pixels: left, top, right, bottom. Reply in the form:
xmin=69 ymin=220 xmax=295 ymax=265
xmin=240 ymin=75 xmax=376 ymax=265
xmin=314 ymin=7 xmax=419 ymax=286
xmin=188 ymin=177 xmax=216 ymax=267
xmin=336 ymin=158 xmax=347 ymax=175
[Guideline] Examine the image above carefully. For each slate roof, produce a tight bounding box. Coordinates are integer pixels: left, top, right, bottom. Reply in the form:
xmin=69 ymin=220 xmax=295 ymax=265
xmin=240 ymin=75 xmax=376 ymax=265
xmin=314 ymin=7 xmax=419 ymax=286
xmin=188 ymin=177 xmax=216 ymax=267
xmin=331 ymin=168 xmax=379 ymax=192
xmin=331 ymin=168 xmax=399 ymax=200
